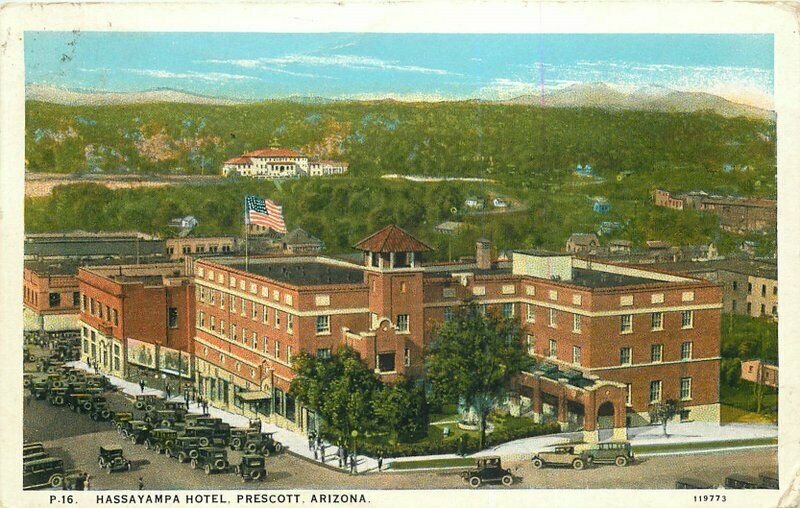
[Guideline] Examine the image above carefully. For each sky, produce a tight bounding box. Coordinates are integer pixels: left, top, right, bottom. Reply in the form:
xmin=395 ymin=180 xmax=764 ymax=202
xmin=25 ymin=32 xmax=774 ymax=108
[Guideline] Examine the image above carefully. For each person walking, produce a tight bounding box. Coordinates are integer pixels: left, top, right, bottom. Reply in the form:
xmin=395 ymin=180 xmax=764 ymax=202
xmin=308 ymin=432 xmax=315 ymax=451
xmin=313 ymin=445 xmax=319 ymax=461
xmin=377 ymin=453 xmax=384 ymax=472
xmin=350 ymin=453 xmax=357 ymax=475
xmin=138 ymin=477 xmax=144 ymax=490
xmin=138 ymin=379 xmax=145 ymax=393
xmin=203 ymin=400 xmax=209 ymax=415
xmin=84 ymin=474 xmax=91 ymax=491
xmin=320 ymin=444 xmax=326 ymax=464
xmin=165 ymin=384 xmax=171 ymax=400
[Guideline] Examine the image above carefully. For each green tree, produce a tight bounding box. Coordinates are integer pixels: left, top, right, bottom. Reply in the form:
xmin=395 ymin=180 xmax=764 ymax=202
xmin=372 ymin=378 xmax=429 ymax=442
xmin=648 ymin=399 xmax=679 ymax=437
xmin=426 ymin=302 xmax=531 ymax=449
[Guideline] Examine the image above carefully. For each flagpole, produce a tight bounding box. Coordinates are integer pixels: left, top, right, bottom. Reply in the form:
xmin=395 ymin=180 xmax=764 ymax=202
xmin=244 ymin=195 xmax=250 ymax=271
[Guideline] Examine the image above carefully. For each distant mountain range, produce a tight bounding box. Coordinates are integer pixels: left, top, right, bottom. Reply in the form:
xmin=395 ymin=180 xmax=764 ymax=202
xmin=26 ymin=82 xmax=774 ymax=120
xmin=501 ymin=83 xmax=774 ymax=120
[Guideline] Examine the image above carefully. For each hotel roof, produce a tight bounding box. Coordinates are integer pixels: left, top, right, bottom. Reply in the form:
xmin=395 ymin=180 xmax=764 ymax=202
xmin=226 ymin=261 xmax=365 ymax=287
xmin=354 ymin=225 xmax=433 ymax=253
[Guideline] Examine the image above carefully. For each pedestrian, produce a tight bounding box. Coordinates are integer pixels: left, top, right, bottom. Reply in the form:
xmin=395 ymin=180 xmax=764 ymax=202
xmin=138 ymin=477 xmax=144 ymax=490
xmin=139 ymin=379 xmax=145 ymax=393
xmin=74 ymin=473 xmax=85 ymax=491
xmin=320 ymin=444 xmax=326 ymax=464
xmin=377 ymin=453 xmax=383 ymax=472
xmin=203 ymin=400 xmax=209 ymax=415
xmin=84 ymin=474 xmax=91 ymax=491
xmin=350 ymin=453 xmax=357 ymax=475
xmin=308 ymin=434 xmax=314 ymax=451
xmin=313 ymin=446 xmax=319 ymax=461
xmin=337 ymin=448 xmax=343 ymax=468
xmin=185 ymin=392 xmax=190 ymax=410
xmin=165 ymin=384 xmax=171 ymax=400
xmin=25 ymin=389 xmax=32 ymax=407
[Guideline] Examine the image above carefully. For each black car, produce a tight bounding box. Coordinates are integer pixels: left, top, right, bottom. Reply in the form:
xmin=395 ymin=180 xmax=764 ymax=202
xmin=126 ymin=421 xmax=152 ymax=445
xmin=144 ymin=428 xmax=179 ymax=454
xmin=190 ymin=447 xmax=229 ymax=475
xmin=98 ymin=446 xmax=132 ymax=473
xmin=724 ymin=474 xmax=761 ymax=489
xmin=166 ymin=436 xmax=203 ymax=463
xmin=460 ymin=456 xmax=514 ymax=488
xmin=235 ymin=455 xmax=266 ymax=482
xmin=675 ymin=478 xmax=714 ymax=489
xmin=759 ymin=472 xmax=778 ymax=489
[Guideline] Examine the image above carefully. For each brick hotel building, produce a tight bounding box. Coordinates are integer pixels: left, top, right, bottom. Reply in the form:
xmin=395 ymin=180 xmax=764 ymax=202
xmin=191 ymin=226 xmax=721 ymax=441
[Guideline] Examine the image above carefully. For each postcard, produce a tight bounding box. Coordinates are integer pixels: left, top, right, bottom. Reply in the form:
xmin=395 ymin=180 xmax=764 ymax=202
xmin=1 ymin=2 xmax=798 ymax=507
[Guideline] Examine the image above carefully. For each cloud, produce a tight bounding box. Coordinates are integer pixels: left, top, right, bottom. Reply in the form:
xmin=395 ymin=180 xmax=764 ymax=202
xmin=476 ymin=77 xmax=579 ymax=100
xmin=125 ymin=68 xmax=256 ymax=82
xmin=209 ymin=54 xmax=458 ymax=76
xmin=204 ymin=60 xmax=323 ymax=79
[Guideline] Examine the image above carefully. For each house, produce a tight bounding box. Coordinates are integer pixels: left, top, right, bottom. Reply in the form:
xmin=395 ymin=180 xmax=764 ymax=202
xmin=680 ymin=243 xmax=719 ymax=262
xmin=165 ymin=237 xmax=238 ymax=260
xmin=575 ymin=164 xmax=593 ymax=176
xmin=740 ymin=360 xmax=778 ymax=388
xmin=222 ymin=148 xmax=348 ymax=179
xmin=168 ymin=215 xmax=198 ymax=231
xmin=280 ymin=228 xmax=324 ymax=255
xmin=598 ymin=221 xmax=623 ymax=235
xmin=565 ymin=233 xmax=600 ymax=254
xmin=609 ymin=240 xmax=632 ymax=254
xmin=434 ymin=221 xmax=465 ymax=235
xmin=465 ymin=196 xmax=484 ymax=209
xmin=592 ymin=199 xmax=611 ymax=214
xmin=492 ymin=197 xmax=509 ymax=208
xmin=652 ymin=189 xmax=685 ymax=210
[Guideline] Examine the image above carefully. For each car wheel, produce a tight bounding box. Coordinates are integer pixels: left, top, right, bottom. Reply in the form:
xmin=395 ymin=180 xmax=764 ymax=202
xmin=121 ymin=430 xmax=129 ymax=438
xmin=144 ymin=440 xmax=151 ymax=450
xmin=106 ymin=466 xmax=112 ymax=475
xmin=165 ymin=449 xmax=172 ymax=458
xmin=274 ymin=443 xmax=283 ymax=453
xmin=199 ymin=437 xmax=210 ymax=447
xmin=231 ymin=438 xmax=242 ymax=449
xmin=502 ymin=475 xmax=513 ymax=487
xmin=178 ymin=452 xmax=186 ymax=463
xmin=204 ymin=464 xmax=212 ymax=475
xmin=50 ymin=474 xmax=63 ymax=488
xmin=189 ymin=450 xmax=199 ymax=459
xmin=572 ymin=459 xmax=585 ymax=470
xmin=130 ymin=435 xmax=137 ymax=444
xmin=615 ymin=456 xmax=628 ymax=467
xmin=234 ymin=465 xmax=241 ymax=475
xmin=155 ymin=444 xmax=162 ymax=454
xmin=135 ymin=401 xmax=144 ymax=409
xmin=145 ymin=405 xmax=155 ymax=412
xmin=214 ymin=459 xmax=227 ymax=470
xmin=245 ymin=443 xmax=258 ymax=454
xmin=190 ymin=459 xmax=198 ymax=470
xmin=469 ymin=476 xmax=481 ymax=488
xmin=127 ymin=462 xmax=132 ymax=471
xmin=532 ymin=458 xmax=544 ymax=469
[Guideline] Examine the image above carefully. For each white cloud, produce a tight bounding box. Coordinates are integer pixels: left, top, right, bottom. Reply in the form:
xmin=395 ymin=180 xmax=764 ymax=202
xmin=204 ymin=60 xmax=323 ymax=79
xmin=209 ymin=54 xmax=458 ymax=76
xmin=125 ymin=69 xmax=256 ymax=82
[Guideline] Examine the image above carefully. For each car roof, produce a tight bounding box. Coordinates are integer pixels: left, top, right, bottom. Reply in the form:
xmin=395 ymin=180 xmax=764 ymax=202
xmin=25 ymin=457 xmax=63 ymax=466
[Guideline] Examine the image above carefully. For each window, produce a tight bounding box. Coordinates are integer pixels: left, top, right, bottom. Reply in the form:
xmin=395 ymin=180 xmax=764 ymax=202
xmin=262 ymin=304 xmax=268 ymax=324
xmin=443 ymin=307 xmax=453 ymax=322
xmin=396 ymin=314 xmax=409 ymax=332
xmin=526 ymin=304 xmax=535 ymax=323
xmin=242 ymin=327 xmax=247 ymax=344
xmin=241 ymin=297 xmax=246 ymax=316
xmin=649 ymin=380 xmax=662 ymax=403
xmin=72 ymin=291 xmax=80 ymax=307
xmin=680 ymin=377 xmax=692 ymax=400
xmin=760 ymin=304 xmax=765 ymax=316
xmin=210 ymin=316 xmax=216 ymax=332
xmin=404 ymin=347 xmax=411 ymax=367
xmin=230 ymin=276 xmax=236 ymax=288
xmin=747 ymin=282 xmax=752 ymax=294
xmin=113 ymin=309 xmax=119 ymax=327
xmin=732 ymin=281 xmax=738 ymax=290
xmin=681 ymin=310 xmax=693 ymax=329
xmin=105 ymin=305 xmax=110 ymax=321
xmin=773 ymin=286 xmax=778 ymax=296
xmin=502 ymin=303 xmax=515 ymax=318
xmin=287 ymin=314 xmax=294 ymax=334
xmin=572 ymin=314 xmax=581 ymax=333
xmin=400 ymin=282 xmax=407 ymax=293
xmin=98 ymin=304 xmax=103 ymax=319
xmin=747 ymin=302 xmax=752 ymax=314
xmin=198 ymin=311 xmax=205 ymax=328
xmin=168 ymin=307 xmax=178 ymax=328
xmin=316 ymin=315 xmax=330 ymax=334
xmin=620 ymin=314 xmax=633 ymax=333
xmin=732 ymin=300 xmax=737 ymax=311
xmin=220 ymin=320 xmax=225 ymax=336
xmin=81 ymin=294 xmax=87 ymax=311
xmin=275 ymin=311 xmax=281 ymax=328
xmin=274 ymin=340 xmax=280 ymax=359
xmin=761 ymin=284 xmax=766 ymax=297
xmin=572 ymin=346 xmax=582 ymax=366
xmin=90 ymin=298 xmax=95 ymax=314
xmin=651 ymin=312 xmax=663 ymax=331
xmin=548 ymin=308 xmax=557 ymax=328
xmin=625 ymin=384 xmax=632 ymax=406
xmin=772 ymin=305 xmax=777 ymax=316
xmin=287 ymin=346 xmax=293 ymax=363
xmin=620 ymin=347 xmax=632 ymax=365
xmin=526 ymin=335 xmax=535 ymax=355
xmin=182 ymin=246 xmax=190 ymax=254
xmin=210 ymin=290 xmax=217 ymax=305
xmin=231 ymin=323 xmax=236 ymax=340
xmin=317 ymin=348 xmax=331 ymax=359
xmin=548 ymin=339 xmax=557 ymax=358
xmin=48 ymin=292 xmax=60 ymax=308
xmin=377 ymin=352 xmax=395 ymax=372
xmin=252 ymin=304 xmax=258 ymax=319
xmin=230 ymin=295 xmax=236 ymax=312
xmin=681 ymin=341 xmax=693 ymax=360
xmin=650 ymin=344 xmax=663 ymax=363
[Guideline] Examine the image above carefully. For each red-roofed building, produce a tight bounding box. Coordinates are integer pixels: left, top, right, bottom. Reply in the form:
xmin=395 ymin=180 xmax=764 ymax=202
xmin=222 ymin=148 xmax=349 ymax=179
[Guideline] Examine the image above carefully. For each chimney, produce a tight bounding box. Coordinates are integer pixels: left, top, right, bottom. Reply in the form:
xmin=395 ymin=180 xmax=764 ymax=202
xmin=476 ymin=238 xmax=492 ymax=270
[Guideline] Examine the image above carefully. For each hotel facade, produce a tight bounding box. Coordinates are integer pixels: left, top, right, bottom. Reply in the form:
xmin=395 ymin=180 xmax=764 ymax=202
xmin=189 ymin=226 xmax=721 ymax=441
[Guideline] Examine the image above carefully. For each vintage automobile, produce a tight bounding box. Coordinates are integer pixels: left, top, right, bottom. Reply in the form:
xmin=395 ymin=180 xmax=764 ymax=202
xmin=162 ymin=401 xmax=188 ymax=411
xmin=24 ymin=452 xmax=50 ymax=463
xmin=583 ymin=441 xmax=635 ymax=467
xmin=190 ymin=447 xmax=230 ymax=475
xmin=531 ymin=445 xmax=589 ymax=470
xmin=98 ymin=446 xmax=132 ymax=473
xmin=47 ymin=387 xmax=68 ymax=406
xmin=89 ymin=404 xmax=113 ymax=422
xmin=724 ymin=474 xmax=761 ymax=489
xmin=183 ymin=415 xmax=223 ymax=428
xmin=128 ymin=393 xmax=162 ymax=411
xmin=759 ymin=472 xmax=779 ymax=489
xmin=234 ymin=454 xmax=266 ymax=482
xmin=182 ymin=424 xmax=227 ymax=447
xmin=460 ymin=456 xmax=514 ymax=488
xmin=675 ymin=478 xmax=715 ymax=489
xmin=31 ymin=380 xmax=50 ymax=400
xmin=144 ymin=409 xmax=186 ymax=428
xmin=144 ymin=428 xmax=179 ymax=454
xmin=23 ymin=457 xmax=64 ymax=490
xmin=166 ymin=436 xmax=203 ymax=463
xmin=23 ymin=442 xmax=45 ymax=457
xmin=126 ymin=421 xmax=153 ymax=445
xmin=113 ymin=412 xmax=135 ymax=431
xmin=236 ymin=432 xmax=284 ymax=455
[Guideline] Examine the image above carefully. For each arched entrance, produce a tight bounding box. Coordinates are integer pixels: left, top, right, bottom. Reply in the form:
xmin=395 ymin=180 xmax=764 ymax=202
xmin=597 ymin=401 xmax=615 ymax=441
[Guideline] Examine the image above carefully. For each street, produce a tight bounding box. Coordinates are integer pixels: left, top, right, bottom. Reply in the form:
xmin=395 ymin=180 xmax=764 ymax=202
xmin=25 ymin=395 xmax=777 ymax=490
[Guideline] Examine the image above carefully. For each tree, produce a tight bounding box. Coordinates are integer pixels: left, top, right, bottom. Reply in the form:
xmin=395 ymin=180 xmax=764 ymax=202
xmin=426 ymin=302 xmax=531 ymax=449
xmin=289 ymin=347 xmax=382 ymax=445
xmin=372 ymin=378 xmax=429 ymax=442
xmin=648 ymin=399 xmax=679 ymax=437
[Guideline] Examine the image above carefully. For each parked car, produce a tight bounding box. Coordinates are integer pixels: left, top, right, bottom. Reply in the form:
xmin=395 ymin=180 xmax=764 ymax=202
xmin=144 ymin=428 xmax=179 ymax=454
xmin=24 ymin=452 xmax=50 ymax=463
xmin=182 ymin=424 xmax=228 ymax=447
xmin=235 ymin=454 xmax=266 ymax=482
xmin=167 ymin=436 xmax=203 ymax=463
xmin=126 ymin=421 xmax=152 ymax=444
xmin=97 ymin=446 xmax=132 ymax=473
xmin=759 ymin=472 xmax=778 ymax=489
xmin=460 ymin=456 xmax=514 ymax=488
xmin=190 ymin=447 xmax=230 ymax=475
xmin=47 ymin=387 xmax=68 ymax=406
xmin=23 ymin=442 xmax=45 ymax=457
xmin=113 ymin=412 xmax=134 ymax=431
xmin=145 ymin=409 xmax=186 ymax=428
xmin=128 ymin=394 xmax=161 ymax=411
xmin=583 ymin=441 xmax=635 ymax=467
xmin=23 ymin=457 xmax=64 ymax=490
xmin=532 ymin=445 xmax=588 ymax=470
xmin=724 ymin=474 xmax=761 ymax=489
xmin=675 ymin=478 xmax=714 ymax=489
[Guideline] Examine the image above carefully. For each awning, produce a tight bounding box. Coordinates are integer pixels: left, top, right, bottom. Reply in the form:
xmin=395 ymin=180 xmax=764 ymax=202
xmin=238 ymin=391 xmax=271 ymax=401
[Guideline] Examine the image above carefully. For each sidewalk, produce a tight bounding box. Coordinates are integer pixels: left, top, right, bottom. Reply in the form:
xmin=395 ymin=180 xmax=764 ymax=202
xmin=68 ymin=361 xmax=380 ymax=473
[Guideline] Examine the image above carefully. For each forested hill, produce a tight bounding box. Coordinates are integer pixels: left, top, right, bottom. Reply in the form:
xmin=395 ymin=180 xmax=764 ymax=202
xmin=25 ymin=100 xmax=776 ymax=198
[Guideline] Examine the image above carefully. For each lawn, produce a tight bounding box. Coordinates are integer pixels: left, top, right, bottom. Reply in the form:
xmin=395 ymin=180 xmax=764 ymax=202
xmin=720 ymin=381 xmax=777 ymax=420
xmin=720 ymin=404 xmax=776 ymax=424
xmin=633 ymin=437 xmax=777 ymax=454
xmin=389 ymin=457 xmax=474 ymax=470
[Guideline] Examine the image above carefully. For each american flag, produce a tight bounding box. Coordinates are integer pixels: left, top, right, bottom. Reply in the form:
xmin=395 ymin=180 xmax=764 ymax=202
xmin=244 ymin=195 xmax=287 ymax=233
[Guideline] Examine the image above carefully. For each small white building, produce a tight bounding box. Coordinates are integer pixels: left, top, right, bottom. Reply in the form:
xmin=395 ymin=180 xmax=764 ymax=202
xmin=493 ymin=197 xmax=509 ymax=208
